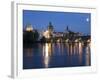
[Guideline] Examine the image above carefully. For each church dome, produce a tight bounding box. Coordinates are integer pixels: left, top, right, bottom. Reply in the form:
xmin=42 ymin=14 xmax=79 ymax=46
xmin=26 ymin=24 xmax=33 ymax=32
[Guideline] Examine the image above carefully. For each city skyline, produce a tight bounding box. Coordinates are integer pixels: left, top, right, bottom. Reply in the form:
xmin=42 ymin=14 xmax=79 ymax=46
xmin=23 ymin=10 xmax=91 ymax=35
xmin=23 ymin=10 xmax=91 ymax=69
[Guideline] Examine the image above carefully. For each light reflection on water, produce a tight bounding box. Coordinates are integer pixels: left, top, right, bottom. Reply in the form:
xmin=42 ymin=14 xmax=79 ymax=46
xmin=23 ymin=42 xmax=91 ymax=69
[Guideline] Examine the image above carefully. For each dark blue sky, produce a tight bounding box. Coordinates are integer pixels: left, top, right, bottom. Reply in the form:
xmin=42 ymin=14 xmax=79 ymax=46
xmin=23 ymin=10 xmax=91 ymax=34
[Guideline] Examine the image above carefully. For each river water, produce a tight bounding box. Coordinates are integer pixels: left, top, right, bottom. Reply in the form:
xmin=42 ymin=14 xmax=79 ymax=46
xmin=23 ymin=42 xmax=91 ymax=69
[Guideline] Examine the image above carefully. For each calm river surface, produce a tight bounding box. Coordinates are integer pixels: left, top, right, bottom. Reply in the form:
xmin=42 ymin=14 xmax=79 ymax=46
xmin=23 ymin=42 xmax=91 ymax=69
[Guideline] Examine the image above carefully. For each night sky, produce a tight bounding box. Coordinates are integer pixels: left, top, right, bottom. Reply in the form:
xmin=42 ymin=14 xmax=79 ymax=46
xmin=23 ymin=10 xmax=91 ymax=35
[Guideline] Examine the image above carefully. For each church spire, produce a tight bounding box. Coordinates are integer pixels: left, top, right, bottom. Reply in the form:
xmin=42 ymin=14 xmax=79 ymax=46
xmin=48 ymin=22 xmax=54 ymax=31
xmin=67 ymin=26 xmax=70 ymax=31
xmin=65 ymin=26 xmax=69 ymax=32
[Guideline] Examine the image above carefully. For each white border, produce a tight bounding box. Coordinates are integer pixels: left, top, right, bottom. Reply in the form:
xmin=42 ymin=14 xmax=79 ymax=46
xmin=11 ymin=2 xmax=97 ymax=78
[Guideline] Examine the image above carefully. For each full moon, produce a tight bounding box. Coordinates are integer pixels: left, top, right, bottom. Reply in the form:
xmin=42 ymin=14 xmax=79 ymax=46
xmin=86 ymin=18 xmax=89 ymax=22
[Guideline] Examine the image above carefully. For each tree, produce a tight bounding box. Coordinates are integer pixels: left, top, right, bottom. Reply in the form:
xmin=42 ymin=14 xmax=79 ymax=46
xmin=33 ymin=30 xmax=39 ymax=42
xmin=23 ymin=31 xmax=34 ymax=44
xmin=23 ymin=29 xmax=39 ymax=44
xmin=40 ymin=36 xmax=46 ymax=43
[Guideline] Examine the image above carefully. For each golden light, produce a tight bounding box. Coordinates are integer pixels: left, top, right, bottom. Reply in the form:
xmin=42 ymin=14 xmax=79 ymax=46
xmin=25 ymin=48 xmax=33 ymax=57
xmin=87 ymin=39 xmax=91 ymax=43
xmin=70 ymin=44 xmax=73 ymax=55
xmin=57 ymin=39 xmax=60 ymax=43
xmin=79 ymin=42 xmax=82 ymax=55
xmin=45 ymin=43 xmax=49 ymax=57
xmin=85 ymin=46 xmax=90 ymax=66
xmin=65 ymin=39 xmax=69 ymax=42
xmin=26 ymin=25 xmax=33 ymax=32
xmin=75 ymin=39 xmax=78 ymax=42
xmin=43 ymin=30 xmax=50 ymax=39
xmin=78 ymin=42 xmax=82 ymax=64
xmin=43 ymin=43 xmax=52 ymax=68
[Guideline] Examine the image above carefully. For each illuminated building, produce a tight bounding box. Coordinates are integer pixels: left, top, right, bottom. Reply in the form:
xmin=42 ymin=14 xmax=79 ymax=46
xmin=43 ymin=30 xmax=51 ymax=39
xmin=25 ymin=24 xmax=33 ymax=32
xmin=43 ymin=22 xmax=54 ymax=39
